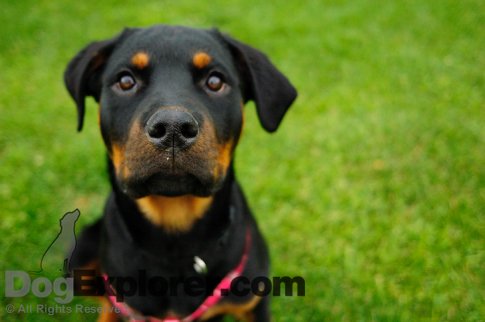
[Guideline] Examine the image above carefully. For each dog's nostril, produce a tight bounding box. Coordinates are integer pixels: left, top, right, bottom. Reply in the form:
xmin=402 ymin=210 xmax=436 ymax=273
xmin=148 ymin=123 xmax=166 ymax=139
xmin=181 ymin=122 xmax=198 ymax=139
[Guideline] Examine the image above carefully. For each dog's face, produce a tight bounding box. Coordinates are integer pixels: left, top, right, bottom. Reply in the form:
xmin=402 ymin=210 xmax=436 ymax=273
xmin=65 ymin=25 xmax=296 ymax=198
xmin=98 ymin=27 xmax=244 ymax=198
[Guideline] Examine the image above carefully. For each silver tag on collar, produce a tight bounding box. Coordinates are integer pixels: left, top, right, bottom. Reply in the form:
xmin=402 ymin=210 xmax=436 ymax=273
xmin=193 ymin=256 xmax=208 ymax=274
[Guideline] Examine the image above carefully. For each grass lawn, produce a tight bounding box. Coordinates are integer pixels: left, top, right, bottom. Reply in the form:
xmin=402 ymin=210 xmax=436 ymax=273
xmin=0 ymin=0 xmax=483 ymax=321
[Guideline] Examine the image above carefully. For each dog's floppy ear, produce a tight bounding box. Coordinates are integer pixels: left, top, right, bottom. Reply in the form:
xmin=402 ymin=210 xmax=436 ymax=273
xmin=64 ymin=30 xmax=132 ymax=131
xmin=218 ymin=32 xmax=297 ymax=132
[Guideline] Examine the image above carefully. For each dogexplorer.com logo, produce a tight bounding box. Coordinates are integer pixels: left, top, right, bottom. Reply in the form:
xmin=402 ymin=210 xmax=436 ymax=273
xmin=4 ymin=209 xmax=305 ymax=309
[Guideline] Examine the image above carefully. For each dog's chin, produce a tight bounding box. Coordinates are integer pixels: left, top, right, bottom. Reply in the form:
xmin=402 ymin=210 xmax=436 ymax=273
xmin=119 ymin=172 xmax=222 ymax=199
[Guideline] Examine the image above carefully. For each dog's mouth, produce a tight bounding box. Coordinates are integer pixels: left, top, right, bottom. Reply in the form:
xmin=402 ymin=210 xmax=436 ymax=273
xmin=119 ymin=168 xmax=222 ymax=199
xmin=114 ymin=148 xmax=226 ymax=199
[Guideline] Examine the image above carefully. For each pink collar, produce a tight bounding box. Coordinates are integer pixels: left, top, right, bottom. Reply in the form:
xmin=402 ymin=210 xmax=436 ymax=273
xmin=102 ymin=228 xmax=251 ymax=322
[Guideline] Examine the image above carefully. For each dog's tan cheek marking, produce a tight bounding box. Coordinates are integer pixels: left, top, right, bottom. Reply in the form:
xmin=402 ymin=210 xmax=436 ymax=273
xmin=136 ymin=196 xmax=213 ymax=233
xmin=200 ymin=296 xmax=261 ymax=321
xmin=131 ymin=52 xmax=150 ymax=69
xmin=110 ymin=144 xmax=123 ymax=171
xmin=213 ymin=139 xmax=234 ymax=180
xmin=110 ymin=144 xmax=130 ymax=179
xmin=193 ymin=51 xmax=212 ymax=69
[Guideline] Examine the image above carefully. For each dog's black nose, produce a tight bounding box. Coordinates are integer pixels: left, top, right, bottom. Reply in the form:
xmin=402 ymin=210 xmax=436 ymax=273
xmin=145 ymin=110 xmax=199 ymax=149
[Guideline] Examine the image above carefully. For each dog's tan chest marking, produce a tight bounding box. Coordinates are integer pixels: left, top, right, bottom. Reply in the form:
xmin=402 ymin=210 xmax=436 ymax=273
xmin=136 ymin=195 xmax=213 ymax=232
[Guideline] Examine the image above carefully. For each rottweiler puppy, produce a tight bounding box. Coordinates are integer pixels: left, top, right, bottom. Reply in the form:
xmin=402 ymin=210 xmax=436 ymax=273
xmin=64 ymin=25 xmax=297 ymax=321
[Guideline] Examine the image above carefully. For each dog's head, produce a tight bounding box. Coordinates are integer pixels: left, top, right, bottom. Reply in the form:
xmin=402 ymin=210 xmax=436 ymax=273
xmin=65 ymin=25 xmax=297 ymax=198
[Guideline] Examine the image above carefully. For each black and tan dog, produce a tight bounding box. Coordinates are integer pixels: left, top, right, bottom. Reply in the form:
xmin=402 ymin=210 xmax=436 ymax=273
xmin=65 ymin=25 xmax=297 ymax=321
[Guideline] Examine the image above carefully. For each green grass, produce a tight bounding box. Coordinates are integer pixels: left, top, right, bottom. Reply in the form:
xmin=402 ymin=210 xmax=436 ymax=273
xmin=1 ymin=0 xmax=483 ymax=321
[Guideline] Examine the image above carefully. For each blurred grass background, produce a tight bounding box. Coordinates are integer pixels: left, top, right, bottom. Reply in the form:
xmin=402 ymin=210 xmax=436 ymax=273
xmin=0 ymin=0 xmax=483 ymax=321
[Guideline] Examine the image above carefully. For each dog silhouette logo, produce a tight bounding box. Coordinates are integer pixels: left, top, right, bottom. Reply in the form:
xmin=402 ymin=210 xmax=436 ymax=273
xmin=29 ymin=209 xmax=80 ymax=275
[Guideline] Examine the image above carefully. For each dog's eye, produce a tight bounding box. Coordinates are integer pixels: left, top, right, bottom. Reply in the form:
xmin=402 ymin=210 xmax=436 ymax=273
xmin=205 ymin=73 xmax=225 ymax=92
xmin=118 ymin=74 xmax=136 ymax=91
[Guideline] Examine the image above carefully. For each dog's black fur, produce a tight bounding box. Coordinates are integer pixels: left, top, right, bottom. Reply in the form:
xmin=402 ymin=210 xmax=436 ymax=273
xmin=65 ymin=25 xmax=296 ymax=321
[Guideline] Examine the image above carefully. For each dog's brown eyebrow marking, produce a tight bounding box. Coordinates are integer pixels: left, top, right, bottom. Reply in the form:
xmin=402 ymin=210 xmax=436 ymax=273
xmin=131 ymin=52 xmax=150 ymax=69
xmin=192 ymin=51 xmax=212 ymax=69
